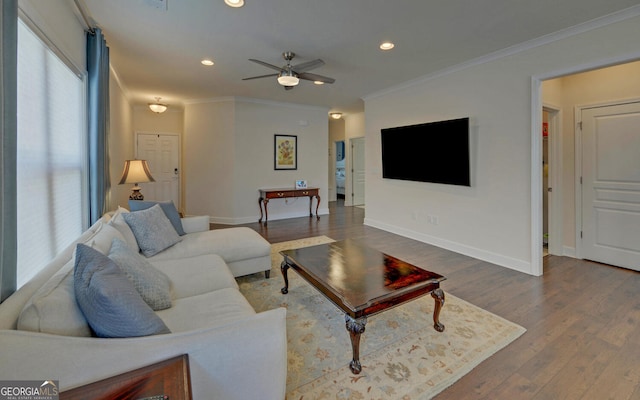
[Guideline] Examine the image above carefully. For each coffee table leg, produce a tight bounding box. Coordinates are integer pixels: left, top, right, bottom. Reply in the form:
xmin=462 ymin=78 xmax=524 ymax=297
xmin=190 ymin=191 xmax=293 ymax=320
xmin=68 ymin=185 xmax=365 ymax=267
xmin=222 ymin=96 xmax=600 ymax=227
xmin=345 ymin=315 xmax=367 ymax=374
xmin=431 ymin=288 xmax=445 ymax=332
xmin=280 ymin=260 xmax=290 ymax=294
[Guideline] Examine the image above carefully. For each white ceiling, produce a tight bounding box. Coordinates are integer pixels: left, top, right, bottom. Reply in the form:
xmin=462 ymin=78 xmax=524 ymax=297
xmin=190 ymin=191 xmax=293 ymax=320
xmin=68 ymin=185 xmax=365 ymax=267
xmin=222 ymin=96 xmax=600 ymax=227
xmin=82 ymin=0 xmax=640 ymax=115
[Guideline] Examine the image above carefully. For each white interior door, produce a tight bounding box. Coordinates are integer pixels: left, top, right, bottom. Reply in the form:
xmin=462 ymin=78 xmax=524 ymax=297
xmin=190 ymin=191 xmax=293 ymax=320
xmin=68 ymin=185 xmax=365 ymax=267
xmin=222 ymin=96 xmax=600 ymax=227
xmin=581 ymin=101 xmax=640 ymax=271
xmin=136 ymin=132 xmax=180 ymax=208
xmin=351 ymin=137 xmax=365 ymax=206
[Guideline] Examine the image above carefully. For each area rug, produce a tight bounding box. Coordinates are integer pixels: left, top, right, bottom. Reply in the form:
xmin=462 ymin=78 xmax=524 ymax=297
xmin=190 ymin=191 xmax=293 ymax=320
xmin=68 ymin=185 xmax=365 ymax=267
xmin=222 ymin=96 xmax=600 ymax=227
xmin=237 ymin=236 xmax=526 ymax=399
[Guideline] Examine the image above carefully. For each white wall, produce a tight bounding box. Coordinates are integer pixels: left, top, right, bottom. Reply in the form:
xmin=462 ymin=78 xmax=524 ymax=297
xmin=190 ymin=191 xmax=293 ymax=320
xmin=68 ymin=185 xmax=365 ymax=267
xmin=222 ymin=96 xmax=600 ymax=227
xmin=364 ymin=13 xmax=640 ymax=275
xmin=184 ymin=98 xmax=329 ymax=223
xmin=107 ymin=69 xmax=134 ymax=210
xmin=184 ymin=99 xmax=236 ymax=218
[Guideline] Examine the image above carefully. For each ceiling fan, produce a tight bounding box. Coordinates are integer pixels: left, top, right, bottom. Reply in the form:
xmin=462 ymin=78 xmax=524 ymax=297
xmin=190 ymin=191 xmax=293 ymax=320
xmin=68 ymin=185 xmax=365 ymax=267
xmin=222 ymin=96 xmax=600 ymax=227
xmin=243 ymin=51 xmax=335 ymax=90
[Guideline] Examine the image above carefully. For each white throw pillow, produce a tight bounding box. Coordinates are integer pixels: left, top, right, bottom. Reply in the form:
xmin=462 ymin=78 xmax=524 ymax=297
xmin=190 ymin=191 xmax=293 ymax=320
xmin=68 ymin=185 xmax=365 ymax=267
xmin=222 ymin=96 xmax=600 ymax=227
xmin=108 ymin=206 xmax=139 ymax=252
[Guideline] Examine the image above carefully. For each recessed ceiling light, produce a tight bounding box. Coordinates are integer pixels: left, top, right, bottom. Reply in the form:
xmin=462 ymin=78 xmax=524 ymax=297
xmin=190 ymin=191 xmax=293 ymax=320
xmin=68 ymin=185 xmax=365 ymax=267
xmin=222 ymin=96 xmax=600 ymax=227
xmin=201 ymin=59 xmax=214 ymax=66
xmin=224 ymin=0 xmax=244 ymax=7
xmin=379 ymin=41 xmax=395 ymax=50
xmin=314 ymin=81 xmax=324 ymax=85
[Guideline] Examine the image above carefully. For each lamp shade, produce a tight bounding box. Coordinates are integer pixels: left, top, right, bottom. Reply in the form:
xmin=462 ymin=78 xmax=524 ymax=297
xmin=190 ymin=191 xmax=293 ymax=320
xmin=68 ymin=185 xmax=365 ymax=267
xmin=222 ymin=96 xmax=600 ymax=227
xmin=118 ymin=160 xmax=155 ymax=185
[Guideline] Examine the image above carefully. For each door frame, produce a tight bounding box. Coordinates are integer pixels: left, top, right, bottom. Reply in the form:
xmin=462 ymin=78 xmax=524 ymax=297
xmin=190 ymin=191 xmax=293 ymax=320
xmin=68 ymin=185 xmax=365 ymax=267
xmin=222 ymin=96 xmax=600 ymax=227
xmin=530 ymin=52 xmax=640 ymax=276
xmin=134 ymin=131 xmax=182 ymax=208
xmin=543 ymin=104 xmax=563 ymax=256
xmin=573 ymin=97 xmax=640 ymax=260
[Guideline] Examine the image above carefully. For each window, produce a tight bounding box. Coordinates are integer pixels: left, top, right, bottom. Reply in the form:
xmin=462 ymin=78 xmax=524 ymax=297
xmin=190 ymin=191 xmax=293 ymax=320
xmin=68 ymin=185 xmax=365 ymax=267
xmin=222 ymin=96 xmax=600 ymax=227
xmin=16 ymin=20 xmax=87 ymax=288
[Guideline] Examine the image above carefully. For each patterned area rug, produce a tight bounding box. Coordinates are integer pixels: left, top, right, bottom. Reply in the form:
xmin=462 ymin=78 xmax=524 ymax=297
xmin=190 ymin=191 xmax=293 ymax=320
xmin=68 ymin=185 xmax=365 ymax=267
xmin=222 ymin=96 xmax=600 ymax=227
xmin=237 ymin=236 xmax=526 ymax=399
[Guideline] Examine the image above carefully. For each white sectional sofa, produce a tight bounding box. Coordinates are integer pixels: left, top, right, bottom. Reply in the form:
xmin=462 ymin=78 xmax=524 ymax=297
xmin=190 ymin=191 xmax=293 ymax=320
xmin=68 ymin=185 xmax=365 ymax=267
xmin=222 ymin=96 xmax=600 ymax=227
xmin=0 ymin=206 xmax=287 ymax=399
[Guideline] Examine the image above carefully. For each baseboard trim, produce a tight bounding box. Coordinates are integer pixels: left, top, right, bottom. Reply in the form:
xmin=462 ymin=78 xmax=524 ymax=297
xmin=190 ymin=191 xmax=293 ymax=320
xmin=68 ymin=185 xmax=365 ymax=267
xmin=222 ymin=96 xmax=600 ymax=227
xmin=364 ymin=217 xmax=534 ymax=275
xmin=562 ymin=246 xmax=576 ymax=258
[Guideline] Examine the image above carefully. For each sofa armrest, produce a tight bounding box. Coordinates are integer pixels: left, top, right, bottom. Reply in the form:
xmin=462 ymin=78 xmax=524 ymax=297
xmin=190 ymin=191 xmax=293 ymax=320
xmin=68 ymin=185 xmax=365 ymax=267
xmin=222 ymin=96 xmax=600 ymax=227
xmin=0 ymin=308 xmax=287 ymax=400
xmin=180 ymin=215 xmax=210 ymax=233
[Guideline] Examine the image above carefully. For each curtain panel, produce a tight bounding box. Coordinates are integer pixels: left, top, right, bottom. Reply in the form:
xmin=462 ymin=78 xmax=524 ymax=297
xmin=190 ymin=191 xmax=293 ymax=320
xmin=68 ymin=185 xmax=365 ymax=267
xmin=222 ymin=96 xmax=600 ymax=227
xmin=0 ymin=0 xmax=18 ymax=302
xmin=87 ymin=28 xmax=110 ymax=224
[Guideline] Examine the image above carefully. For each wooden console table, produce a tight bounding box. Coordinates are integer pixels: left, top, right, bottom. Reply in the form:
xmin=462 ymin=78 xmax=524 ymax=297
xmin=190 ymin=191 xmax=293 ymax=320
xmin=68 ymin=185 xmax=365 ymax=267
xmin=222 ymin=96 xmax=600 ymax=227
xmin=259 ymin=187 xmax=320 ymax=225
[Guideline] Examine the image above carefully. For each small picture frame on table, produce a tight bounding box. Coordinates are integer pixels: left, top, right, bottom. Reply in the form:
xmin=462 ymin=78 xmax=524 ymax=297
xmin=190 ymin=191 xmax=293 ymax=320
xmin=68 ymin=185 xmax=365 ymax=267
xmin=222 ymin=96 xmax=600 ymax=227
xmin=274 ymin=134 xmax=297 ymax=170
xmin=295 ymin=180 xmax=307 ymax=189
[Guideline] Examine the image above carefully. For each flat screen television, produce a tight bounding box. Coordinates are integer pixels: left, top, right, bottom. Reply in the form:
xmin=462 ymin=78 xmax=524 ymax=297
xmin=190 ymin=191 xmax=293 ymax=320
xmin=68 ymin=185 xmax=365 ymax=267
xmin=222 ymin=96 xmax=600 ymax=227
xmin=381 ymin=117 xmax=470 ymax=186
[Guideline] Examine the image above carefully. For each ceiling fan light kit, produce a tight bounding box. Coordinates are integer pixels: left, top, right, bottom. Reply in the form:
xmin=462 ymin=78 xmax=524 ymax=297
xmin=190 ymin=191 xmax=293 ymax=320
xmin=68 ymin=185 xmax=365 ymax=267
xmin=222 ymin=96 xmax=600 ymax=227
xmin=224 ymin=0 xmax=244 ymax=8
xmin=277 ymin=70 xmax=299 ymax=86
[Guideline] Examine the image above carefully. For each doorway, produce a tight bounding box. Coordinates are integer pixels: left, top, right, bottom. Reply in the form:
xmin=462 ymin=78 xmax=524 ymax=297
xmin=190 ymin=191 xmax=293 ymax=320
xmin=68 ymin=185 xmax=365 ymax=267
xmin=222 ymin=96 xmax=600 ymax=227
xmin=335 ymin=141 xmax=346 ymax=199
xmin=351 ymin=137 xmax=365 ymax=206
xmin=535 ymin=59 xmax=640 ymax=275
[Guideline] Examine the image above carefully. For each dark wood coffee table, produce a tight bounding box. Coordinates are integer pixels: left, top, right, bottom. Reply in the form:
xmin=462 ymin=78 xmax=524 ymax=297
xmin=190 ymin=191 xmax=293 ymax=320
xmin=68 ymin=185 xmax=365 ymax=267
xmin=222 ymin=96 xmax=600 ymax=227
xmin=280 ymin=239 xmax=446 ymax=374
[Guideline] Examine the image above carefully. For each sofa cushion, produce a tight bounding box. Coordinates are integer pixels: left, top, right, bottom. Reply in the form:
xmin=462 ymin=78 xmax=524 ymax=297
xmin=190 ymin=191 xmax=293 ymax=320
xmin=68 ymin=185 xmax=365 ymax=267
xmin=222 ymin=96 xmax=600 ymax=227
xmin=156 ymin=288 xmax=255 ymax=333
xmin=87 ymin=222 xmax=126 ymax=256
xmin=16 ymin=221 xmax=124 ymax=337
xmin=148 ymin=227 xmax=271 ymax=265
xmin=107 ymin=206 xmax=139 ymax=252
xmin=123 ymin=204 xmax=182 ymax=257
xmin=129 ymin=200 xmax=185 ymax=235
xmin=74 ymin=244 xmax=171 ymax=338
xmin=107 ymin=238 xmax=172 ymax=311
xmin=16 ymin=259 xmax=92 ymax=337
xmin=151 ymin=254 xmax=238 ymax=299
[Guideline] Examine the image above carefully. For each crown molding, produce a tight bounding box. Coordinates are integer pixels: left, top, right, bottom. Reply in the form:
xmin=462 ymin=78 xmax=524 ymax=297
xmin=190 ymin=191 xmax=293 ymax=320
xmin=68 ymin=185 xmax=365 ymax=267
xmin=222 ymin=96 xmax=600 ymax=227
xmin=183 ymin=96 xmax=329 ymax=112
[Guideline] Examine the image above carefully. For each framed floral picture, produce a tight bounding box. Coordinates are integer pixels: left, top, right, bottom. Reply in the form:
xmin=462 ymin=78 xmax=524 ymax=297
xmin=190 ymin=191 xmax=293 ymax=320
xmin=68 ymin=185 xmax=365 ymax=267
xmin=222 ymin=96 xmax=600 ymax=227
xmin=274 ymin=134 xmax=297 ymax=170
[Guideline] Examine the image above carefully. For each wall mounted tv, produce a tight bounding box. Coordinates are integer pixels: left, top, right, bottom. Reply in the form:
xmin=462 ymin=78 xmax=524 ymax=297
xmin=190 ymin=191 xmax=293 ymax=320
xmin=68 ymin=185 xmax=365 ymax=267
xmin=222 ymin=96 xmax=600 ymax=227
xmin=381 ymin=117 xmax=470 ymax=186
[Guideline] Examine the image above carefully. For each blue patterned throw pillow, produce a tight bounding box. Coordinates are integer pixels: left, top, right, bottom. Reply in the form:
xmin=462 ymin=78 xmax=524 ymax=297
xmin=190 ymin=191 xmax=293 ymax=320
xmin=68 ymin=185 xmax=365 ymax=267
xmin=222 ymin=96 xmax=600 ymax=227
xmin=128 ymin=200 xmax=186 ymax=235
xmin=74 ymin=243 xmax=171 ymax=338
xmin=123 ymin=204 xmax=182 ymax=257
xmin=108 ymin=238 xmax=172 ymax=311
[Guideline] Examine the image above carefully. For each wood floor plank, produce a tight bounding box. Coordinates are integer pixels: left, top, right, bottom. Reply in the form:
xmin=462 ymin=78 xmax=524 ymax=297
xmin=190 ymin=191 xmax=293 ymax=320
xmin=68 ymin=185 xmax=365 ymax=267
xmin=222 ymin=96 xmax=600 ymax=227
xmin=211 ymin=200 xmax=640 ymax=399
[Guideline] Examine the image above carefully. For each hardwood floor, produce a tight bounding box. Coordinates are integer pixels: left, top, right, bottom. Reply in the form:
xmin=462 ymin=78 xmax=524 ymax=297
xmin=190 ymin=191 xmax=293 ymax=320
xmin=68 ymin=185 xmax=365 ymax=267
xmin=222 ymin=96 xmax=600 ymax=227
xmin=211 ymin=200 xmax=640 ymax=399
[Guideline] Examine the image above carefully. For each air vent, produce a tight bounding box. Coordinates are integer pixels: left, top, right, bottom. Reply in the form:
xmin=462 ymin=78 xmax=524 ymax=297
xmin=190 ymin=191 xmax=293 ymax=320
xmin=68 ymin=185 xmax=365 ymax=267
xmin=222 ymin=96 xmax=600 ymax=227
xmin=144 ymin=0 xmax=168 ymax=11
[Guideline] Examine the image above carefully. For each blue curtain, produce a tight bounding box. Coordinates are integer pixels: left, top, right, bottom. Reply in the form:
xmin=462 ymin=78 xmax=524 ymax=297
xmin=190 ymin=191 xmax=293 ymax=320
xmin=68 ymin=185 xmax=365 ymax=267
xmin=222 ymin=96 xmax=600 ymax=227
xmin=87 ymin=28 xmax=110 ymax=224
xmin=0 ymin=0 xmax=18 ymax=302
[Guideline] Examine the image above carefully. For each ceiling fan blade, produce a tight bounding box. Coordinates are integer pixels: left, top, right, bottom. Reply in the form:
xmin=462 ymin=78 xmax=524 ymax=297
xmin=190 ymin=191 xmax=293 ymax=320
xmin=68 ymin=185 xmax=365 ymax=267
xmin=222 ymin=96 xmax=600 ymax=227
xmin=298 ymin=72 xmax=335 ymax=84
xmin=248 ymin=59 xmax=283 ymax=72
xmin=291 ymin=59 xmax=324 ymax=73
xmin=242 ymin=73 xmax=279 ymax=81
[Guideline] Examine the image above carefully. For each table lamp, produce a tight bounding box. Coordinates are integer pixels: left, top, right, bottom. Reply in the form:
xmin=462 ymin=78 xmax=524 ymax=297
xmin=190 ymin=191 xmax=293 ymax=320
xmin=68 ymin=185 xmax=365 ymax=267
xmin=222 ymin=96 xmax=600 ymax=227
xmin=118 ymin=159 xmax=155 ymax=200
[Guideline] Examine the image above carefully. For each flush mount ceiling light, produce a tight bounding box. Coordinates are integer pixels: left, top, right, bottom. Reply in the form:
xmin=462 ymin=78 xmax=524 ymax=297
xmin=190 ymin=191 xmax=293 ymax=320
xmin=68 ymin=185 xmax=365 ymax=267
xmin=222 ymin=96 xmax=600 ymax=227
xmin=201 ymin=59 xmax=214 ymax=66
xmin=379 ymin=41 xmax=395 ymax=50
xmin=224 ymin=0 xmax=244 ymax=7
xmin=330 ymin=112 xmax=342 ymax=119
xmin=314 ymin=81 xmax=324 ymax=85
xmin=277 ymin=69 xmax=299 ymax=86
xmin=148 ymin=97 xmax=168 ymax=113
